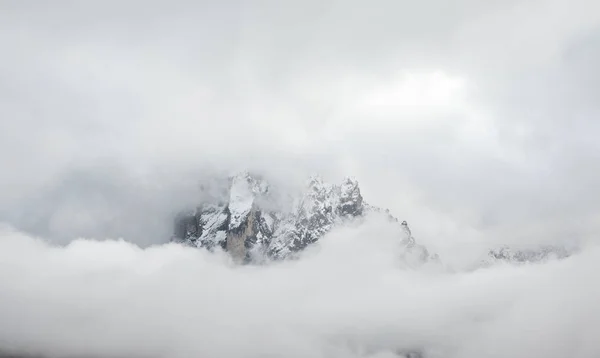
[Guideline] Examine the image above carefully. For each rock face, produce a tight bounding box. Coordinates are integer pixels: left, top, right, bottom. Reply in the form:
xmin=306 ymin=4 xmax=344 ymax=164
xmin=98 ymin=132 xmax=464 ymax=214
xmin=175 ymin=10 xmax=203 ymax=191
xmin=172 ymin=172 xmax=431 ymax=264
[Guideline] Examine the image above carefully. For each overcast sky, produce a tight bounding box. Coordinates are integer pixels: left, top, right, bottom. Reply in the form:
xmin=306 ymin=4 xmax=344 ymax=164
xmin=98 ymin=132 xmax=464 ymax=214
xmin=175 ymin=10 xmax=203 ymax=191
xmin=1 ymin=0 xmax=600 ymax=257
xmin=3 ymin=2 xmax=600 ymax=358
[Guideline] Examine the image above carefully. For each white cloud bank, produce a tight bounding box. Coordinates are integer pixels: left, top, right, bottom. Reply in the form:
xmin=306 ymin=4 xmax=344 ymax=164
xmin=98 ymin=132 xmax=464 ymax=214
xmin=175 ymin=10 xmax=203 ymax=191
xmin=1 ymin=218 xmax=599 ymax=358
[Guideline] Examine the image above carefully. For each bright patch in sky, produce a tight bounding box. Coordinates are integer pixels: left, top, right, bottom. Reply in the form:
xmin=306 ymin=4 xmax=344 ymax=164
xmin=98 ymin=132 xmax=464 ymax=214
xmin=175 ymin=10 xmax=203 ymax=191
xmin=360 ymin=71 xmax=467 ymax=116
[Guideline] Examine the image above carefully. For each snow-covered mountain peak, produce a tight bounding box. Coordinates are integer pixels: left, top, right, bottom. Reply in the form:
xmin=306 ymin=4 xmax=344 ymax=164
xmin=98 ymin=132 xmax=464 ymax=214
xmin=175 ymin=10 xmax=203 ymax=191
xmin=338 ymin=176 xmax=363 ymax=217
xmin=173 ymin=172 xmax=432 ymax=264
xmin=307 ymin=173 xmax=325 ymax=186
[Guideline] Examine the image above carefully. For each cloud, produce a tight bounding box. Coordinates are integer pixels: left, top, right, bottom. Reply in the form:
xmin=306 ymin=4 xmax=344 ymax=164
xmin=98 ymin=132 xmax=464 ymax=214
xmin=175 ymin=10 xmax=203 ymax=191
xmin=3 ymin=2 xmax=600 ymax=357
xmin=0 ymin=222 xmax=599 ymax=358
xmin=1 ymin=0 xmax=600 ymax=309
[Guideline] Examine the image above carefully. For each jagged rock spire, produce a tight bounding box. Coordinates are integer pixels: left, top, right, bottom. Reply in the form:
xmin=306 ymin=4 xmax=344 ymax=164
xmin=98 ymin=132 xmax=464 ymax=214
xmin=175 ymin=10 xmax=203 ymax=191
xmin=172 ymin=172 xmax=431 ymax=264
xmin=337 ymin=177 xmax=363 ymax=217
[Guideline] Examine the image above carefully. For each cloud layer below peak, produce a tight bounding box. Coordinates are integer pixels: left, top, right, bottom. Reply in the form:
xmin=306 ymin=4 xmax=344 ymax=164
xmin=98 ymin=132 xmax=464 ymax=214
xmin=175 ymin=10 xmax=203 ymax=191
xmin=0 ymin=221 xmax=599 ymax=358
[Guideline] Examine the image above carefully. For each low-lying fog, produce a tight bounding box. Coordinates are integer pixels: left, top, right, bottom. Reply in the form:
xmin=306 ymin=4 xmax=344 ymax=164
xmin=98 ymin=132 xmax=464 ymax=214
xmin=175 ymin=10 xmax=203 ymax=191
xmin=1 ymin=218 xmax=599 ymax=358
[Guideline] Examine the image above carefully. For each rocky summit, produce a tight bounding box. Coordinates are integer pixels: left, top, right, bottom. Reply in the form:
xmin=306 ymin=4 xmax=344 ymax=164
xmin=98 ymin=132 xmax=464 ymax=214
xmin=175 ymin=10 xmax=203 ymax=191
xmin=172 ymin=171 xmax=432 ymax=264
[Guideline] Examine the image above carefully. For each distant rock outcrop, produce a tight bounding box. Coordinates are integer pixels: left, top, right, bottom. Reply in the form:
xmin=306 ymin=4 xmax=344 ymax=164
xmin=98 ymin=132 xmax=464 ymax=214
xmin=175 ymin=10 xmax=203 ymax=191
xmin=486 ymin=245 xmax=572 ymax=264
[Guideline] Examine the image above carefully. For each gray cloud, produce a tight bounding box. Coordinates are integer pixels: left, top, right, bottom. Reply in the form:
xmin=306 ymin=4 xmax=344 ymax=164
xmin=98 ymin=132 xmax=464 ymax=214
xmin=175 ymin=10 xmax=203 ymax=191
xmin=1 ymin=0 xmax=600 ymax=255
xmin=2 ymin=2 xmax=600 ymax=356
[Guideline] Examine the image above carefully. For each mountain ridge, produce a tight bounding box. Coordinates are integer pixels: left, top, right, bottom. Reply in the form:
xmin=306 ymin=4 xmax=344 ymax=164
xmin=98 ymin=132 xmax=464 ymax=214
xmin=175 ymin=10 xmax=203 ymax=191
xmin=171 ymin=171 xmax=433 ymax=264
xmin=171 ymin=171 xmax=575 ymax=268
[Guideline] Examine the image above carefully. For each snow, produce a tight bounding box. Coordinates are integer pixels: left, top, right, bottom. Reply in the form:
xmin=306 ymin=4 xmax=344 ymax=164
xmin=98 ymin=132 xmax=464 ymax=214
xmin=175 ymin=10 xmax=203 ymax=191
xmin=262 ymin=214 xmax=274 ymax=233
xmin=339 ymin=177 xmax=360 ymax=205
xmin=298 ymin=175 xmax=337 ymax=216
xmin=228 ymin=196 xmax=254 ymax=232
xmin=199 ymin=206 xmax=228 ymax=230
xmin=227 ymin=172 xmax=267 ymax=231
xmin=486 ymin=245 xmax=571 ymax=264
xmin=177 ymin=172 xmax=573 ymax=269
xmin=177 ymin=171 xmax=433 ymax=263
xmin=213 ymin=230 xmax=226 ymax=245
xmin=268 ymin=218 xmax=296 ymax=254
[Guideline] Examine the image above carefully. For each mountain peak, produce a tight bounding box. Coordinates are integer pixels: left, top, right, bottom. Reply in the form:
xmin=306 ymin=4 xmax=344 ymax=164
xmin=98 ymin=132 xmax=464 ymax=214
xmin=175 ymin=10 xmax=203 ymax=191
xmin=307 ymin=173 xmax=324 ymax=185
xmin=338 ymin=176 xmax=363 ymax=217
xmin=173 ymin=172 xmax=431 ymax=264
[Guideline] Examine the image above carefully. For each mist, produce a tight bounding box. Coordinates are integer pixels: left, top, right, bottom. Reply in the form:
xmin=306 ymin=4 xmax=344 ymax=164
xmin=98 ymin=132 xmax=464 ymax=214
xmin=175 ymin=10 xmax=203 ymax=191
xmin=0 ymin=219 xmax=598 ymax=358
xmin=3 ymin=0 xmax=600 ymax=253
